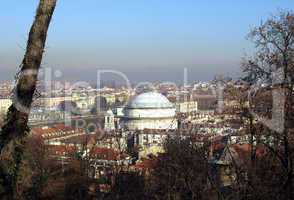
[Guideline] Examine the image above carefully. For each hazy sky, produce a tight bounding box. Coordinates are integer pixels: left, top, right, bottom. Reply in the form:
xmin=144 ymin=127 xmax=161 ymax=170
xmin=1 ymin=0 xmax=293 ymax=83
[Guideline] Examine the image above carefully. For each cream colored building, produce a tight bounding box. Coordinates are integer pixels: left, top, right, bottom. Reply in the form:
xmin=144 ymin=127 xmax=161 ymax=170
xmin=175 ymin=100 xmax=198 ymax=113
xmin=121 ymin=92 xmax=177 ymax=130
xmin=42 ymin=94 xmax=95 ymax=110
xmin=103 ymin=94 xmax=116 ymax=105
xmin=42 ymin=96 xmax=72 ymax=108
xmin=0 ymin=98 xmax=12 ymax=113
xmin=138 ymin=145 xmax=164 ymax=159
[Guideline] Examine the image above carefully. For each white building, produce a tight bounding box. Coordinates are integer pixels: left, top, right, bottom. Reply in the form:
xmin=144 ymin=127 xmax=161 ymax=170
xmin=28 ymin=108 xmax=69 ymax=125
xmin=121 ymin=92 xmax=177 ymax=130
xmin=104 ymin=109 xmax=115 ymax=131
xmin=137 ymin=132 xmax=168 ymax=148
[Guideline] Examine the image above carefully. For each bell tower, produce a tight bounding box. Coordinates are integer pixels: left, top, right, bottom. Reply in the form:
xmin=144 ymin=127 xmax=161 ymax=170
xmin=104 ymin=109 xmax=115 ymax=131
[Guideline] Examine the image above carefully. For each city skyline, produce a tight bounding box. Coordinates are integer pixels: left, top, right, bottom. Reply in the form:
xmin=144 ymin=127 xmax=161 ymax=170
xmin=1 ymin=2 xmax=294 ymax=199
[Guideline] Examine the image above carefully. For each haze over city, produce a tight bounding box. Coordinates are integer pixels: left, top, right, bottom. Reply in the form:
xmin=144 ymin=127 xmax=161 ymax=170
xmin=1 ymin=1 xmax=294 ymax=199
xmin=1 ymin=0 xmax=293 ymax=82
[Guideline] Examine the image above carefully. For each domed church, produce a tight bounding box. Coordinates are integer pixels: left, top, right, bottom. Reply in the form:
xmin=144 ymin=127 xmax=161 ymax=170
xmin=121 ymin=92 xmax=177 ymax=130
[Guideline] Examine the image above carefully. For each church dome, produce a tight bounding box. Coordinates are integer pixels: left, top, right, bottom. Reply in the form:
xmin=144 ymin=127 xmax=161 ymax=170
xmin=127 ymin=92 xmax=174 ymax=109
xmin=122 ymin=92 xmax=177 ymax=130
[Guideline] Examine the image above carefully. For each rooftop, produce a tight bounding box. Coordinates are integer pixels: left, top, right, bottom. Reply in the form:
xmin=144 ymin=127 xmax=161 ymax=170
xmin=127 ymin=92 xmax=174 ymax=109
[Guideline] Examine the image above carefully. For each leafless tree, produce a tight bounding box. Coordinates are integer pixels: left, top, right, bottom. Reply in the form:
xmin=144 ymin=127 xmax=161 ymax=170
xmin=241 ymin=10 xmax=294 ymax=199
xmin=149 ymin=136 xmax=211 ymax=200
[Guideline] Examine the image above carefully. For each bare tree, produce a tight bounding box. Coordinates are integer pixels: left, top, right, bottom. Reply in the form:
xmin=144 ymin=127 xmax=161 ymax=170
xmin=0 ymin=0 xmax=57 ymax=199
xmin=242 ymin=10 xmax=294 ymax=199
xmin=149 ymin=136 xmax=211 ymax=200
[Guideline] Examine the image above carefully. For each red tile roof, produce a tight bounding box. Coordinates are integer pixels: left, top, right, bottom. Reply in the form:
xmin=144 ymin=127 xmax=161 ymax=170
xmin=47 ymin=145 xmax=78 ymax=156
xmin=31 ymin=124 xmax=84 ymax=139
xmin=133 ymin=158 xmax=158 ymax=170
xmin=89 ymin=147 xmax=121 ymax=161
xmin=231 ymin=143 xmax=266 ymax=159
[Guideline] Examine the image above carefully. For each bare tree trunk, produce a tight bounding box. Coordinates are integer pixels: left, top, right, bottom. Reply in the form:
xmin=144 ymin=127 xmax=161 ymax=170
xmin=0 ymin=0 xmax=57 ymax=199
